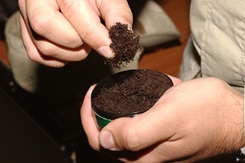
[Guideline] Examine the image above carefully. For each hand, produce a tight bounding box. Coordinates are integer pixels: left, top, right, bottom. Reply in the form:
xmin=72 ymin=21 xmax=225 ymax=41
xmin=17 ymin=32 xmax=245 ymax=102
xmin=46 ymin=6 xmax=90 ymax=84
xmin=81 ymin=77 xmax=244 ymax=162
xmin=18 ymin=0 xmax=133 ymax=67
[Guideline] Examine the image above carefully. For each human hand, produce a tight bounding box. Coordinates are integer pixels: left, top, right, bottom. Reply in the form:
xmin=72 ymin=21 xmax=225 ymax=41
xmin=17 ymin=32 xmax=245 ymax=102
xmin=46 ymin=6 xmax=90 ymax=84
xmin=18 ymin=0 xmax=133 ymax=67
xmin=81 ymin=77 xmax=244 ymax=162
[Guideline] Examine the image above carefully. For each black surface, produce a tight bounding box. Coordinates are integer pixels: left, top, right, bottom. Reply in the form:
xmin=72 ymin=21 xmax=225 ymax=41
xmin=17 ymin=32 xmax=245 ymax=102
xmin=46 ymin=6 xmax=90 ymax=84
xmin=0 ymin=61 xmax=121 ymax=162
xmin=0 ymin=81 xmax=70 ymax=163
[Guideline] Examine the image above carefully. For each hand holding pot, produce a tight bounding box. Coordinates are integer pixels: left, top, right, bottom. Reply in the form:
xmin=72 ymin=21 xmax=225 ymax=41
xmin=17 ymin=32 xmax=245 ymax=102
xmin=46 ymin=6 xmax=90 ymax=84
xmin=81 ymin=77 xmax=244 ymax=162
xmin=18 ymin=0 xmax=133 ymax=67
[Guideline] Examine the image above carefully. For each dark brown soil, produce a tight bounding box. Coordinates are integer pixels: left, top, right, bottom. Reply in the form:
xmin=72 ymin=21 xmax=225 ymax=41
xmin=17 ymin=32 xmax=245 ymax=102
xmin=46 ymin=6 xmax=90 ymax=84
xmin=105 ymin=22 xmax=142 ymax=68
xmin=92 ymin=69 xmax=173 ymax=117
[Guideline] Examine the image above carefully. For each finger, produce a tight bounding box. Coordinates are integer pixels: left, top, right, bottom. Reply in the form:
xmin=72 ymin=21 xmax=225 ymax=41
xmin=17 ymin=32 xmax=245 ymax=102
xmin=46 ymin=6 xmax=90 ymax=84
xmin=81 ymin=85 xmax=101 ymax=150
xmin=34 ymin=40 xmax=91 ymax=62
xmin=18 ymin=0 xmax=26 ymax=16
xmin=57 ymin=0 xmax=112 ymax=58
xmin=99 ymin=0 xmax=133 ymax=29
xmin=20 ymin=15 xmax=68 ymax=67
xmin=20 ymin=2 xmax=91 ymax=63
xmin=26 ymin=0 xmax=83 ymax=48
xmin=167 ymin=75 xmax=182 ymax=85
xmin=57 ymin=0 xmax=132 ymax=58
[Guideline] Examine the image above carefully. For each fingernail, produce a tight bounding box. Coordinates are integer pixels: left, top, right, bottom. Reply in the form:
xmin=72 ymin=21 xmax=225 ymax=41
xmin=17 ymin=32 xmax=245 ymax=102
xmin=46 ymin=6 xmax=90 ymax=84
xmin=98 ymin=46 xmax=114 ymax=58
xmin=99 ymin=130 xmax=116 ymax=150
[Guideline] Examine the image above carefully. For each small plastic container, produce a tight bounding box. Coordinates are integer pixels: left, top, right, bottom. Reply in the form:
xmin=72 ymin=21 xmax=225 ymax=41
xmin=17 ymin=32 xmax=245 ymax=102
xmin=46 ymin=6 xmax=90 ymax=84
xmin=91 ymin=69 xmax=173 ymax=129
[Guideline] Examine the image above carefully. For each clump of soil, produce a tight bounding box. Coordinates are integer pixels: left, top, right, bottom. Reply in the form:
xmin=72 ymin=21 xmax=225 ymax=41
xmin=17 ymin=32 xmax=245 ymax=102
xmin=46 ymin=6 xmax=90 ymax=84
xmin=92 ymin=69 xmax=173 ymax=117
xmin=105 ymin=22 xmax=142 ymax=68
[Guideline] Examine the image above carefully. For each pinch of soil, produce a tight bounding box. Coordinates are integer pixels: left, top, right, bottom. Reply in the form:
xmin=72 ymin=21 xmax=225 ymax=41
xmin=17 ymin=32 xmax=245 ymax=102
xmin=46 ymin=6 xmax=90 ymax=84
xmin=105 ymin=22 xmax=142 ymax=68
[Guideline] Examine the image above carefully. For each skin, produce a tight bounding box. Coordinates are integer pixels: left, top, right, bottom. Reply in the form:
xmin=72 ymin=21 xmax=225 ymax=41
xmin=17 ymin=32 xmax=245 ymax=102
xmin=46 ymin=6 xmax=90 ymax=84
xmin=18 ymin=0 xmax=133 ymax=67
xmin=81 ymin=76 xmax=244 ymax=162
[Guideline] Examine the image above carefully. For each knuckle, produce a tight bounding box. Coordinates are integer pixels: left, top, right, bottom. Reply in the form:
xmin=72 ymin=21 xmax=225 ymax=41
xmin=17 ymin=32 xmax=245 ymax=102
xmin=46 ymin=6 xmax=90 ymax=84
xmin=36 ymin=42 xmax=55 ymax=57
xmin=42 ymin=61 xmax=67 ymax=68
xmin=29 ymin=14 xmax=50 ymax=36
xmin=65 ymin=46 xmax=90 ymax=61
xmin=26 ymin=47 xmax=67 ymax=68
xmin=74 ymin=54 xmax=87 ymax=61
xmin=52 ymin=62 xmax=67 ymax=68
xmin=123 ymin=127 xmax=142 ymax=151
xmin=67 ymin=37 xmax=83 ymax=48
xmin=26 ymin=49 xmax=40 ymax=62
xmin=82 ymin=23 xmax=97 ymax=41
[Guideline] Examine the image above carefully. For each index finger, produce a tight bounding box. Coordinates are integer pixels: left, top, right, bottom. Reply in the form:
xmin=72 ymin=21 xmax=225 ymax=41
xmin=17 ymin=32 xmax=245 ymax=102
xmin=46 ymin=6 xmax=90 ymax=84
xmin=22 ymin=0 xmax=82 ymax=48
xmin=57 ymin=0 xmax=133 ymax=58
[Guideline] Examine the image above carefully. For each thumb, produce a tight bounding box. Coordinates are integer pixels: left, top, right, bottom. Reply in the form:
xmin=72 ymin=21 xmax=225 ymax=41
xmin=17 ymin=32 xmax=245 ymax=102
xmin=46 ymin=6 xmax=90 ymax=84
xmin=98 ymin=104 xmax=175 ymax=151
